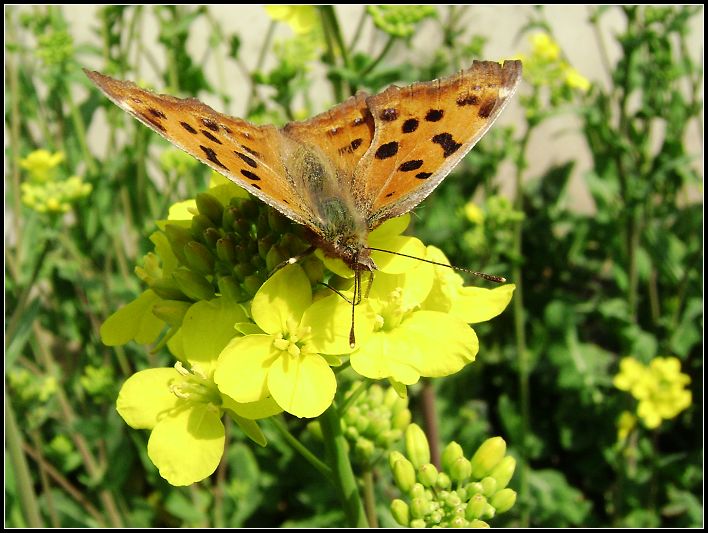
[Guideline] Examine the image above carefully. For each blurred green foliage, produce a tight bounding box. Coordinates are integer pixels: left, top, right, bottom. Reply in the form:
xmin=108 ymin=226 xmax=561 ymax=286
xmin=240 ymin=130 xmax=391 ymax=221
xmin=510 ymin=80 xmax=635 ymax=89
xmin=5 ymin=5 xmax=702 ymax=528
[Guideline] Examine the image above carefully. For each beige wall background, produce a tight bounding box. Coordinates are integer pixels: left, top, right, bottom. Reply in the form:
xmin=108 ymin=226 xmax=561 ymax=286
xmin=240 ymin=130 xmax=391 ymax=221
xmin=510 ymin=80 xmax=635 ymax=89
xmin=43 ymin=6 xmax=708 ymax=211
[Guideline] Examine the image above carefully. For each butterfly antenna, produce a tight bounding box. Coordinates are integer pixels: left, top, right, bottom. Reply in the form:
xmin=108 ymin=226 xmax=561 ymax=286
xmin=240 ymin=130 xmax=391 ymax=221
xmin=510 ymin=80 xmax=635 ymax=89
xmin=365 ymin=247 xmax=506 ymax=283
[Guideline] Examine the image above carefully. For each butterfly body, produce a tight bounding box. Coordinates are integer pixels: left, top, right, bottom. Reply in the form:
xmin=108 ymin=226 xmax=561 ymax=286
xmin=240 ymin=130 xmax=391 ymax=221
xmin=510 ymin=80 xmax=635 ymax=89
xmin=85 ymin=61 xmax=521 ymax=275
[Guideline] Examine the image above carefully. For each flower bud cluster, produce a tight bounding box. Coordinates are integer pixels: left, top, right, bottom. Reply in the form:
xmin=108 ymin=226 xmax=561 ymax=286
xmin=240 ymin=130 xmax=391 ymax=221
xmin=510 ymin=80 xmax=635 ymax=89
xmin=149 ymin=192 xmax=315 ymax=308
xmin=339 ymin=383 xmax=411 ymax=464
xmin=390 ymin=425 xmax=517 ymax=528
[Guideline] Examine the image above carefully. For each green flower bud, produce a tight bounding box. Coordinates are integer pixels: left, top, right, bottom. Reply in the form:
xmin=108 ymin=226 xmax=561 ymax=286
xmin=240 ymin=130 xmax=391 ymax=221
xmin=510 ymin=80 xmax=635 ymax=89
xmin=355 ymin=438 xmax=375 ymax=461
xmin=151 ymin=299 xmax=192 ymax=326
xmin=256 ymin=210 xmax=270 ymax=236
xmin=356 ymin=414 xmax=370 ymax=433
xmin=442 ymin=441 xmax=464 ymax=470
xmin=480 ymin=476 xmax=497 ymax=498
xmin=216 ymin=236 xmax=238 ymax=264
xmin=222 ymin=205 xmax=238 ymax=229
xmin=450 ymin=516 xmax=468 ymax=528
xmin=405 ymin=423 xmax=431 ymax=468
xmin=410 ymin=518 xmax=426 ymax=528
xmin=389 ymin=450 xmax=406 ymax=470
xmin=391 ymin=499 xmax=410 ymax=526
xmin=445 ymin=491 xmax=462 ymax=508
xmin=203 ymin=227 xmax=221 ymax=249
xmin=450 ymin=456 xmax=472 ymax=482
xmin=470 ymin=437 xmax=506 ymax=479
xmin=191 ymin=213 xmax=216 ymax=236
xmin=369 ymin=415 xmax=390 ymax=435
xmin=172 ymin=269 xmax=215 ymax=301
xmin=482 ymin=503 xmax=496 ymax=520
xmin=410 ymin=482 xmax=426 ymax=499
xmin=368 ymin=383 xmax=385 ymax=404
xmin=470 ymin=519 xmax=490 ymax=528
xmin=392 ymin=456 xmax=416 ymax=493
xmin=150 ymin=278 xmax=187 ymax=300
xmin=436 ymin=472 xmax=451 ymax=490
xmin=265 ymin=245 xmax=288 ymax=272
xmin=232 ymin=262 xmax=253 ymax=280
xmin=428 ymin=509 xmax=442 ymax=524
xmin=307 ymin=420 xmax=322 ymax=440
xmin=419 ymin=463 xmax=438 ymax=487
xmin=164 ymin=224 xmax=192 ymax=264
xmin=465 ymin=494 xmax=488 ymax=521
xmin=243 ymin=273 xmax=265 ymax=297
xmin=490 ymin=488 xmax=516 ymax=514
xmin=184 ymin=241 xmax=215 ymax=275
xmin=300 ymin=256 xmax=324 ymax=283
xmin=196 ymin=192 xmax=223 ymax=225
xmin=410 ymin=497 xmax=430 ymax=519
xmin=489 ymin=456 xmax=516 ymax=489
xmin=234 ymin=217 xmax=251 ymax=237
xmin=392 ymin=408 xmax=411 ymax=430
xmin=258 ymin=234 xmax=275 ymax=260
xmin=217 ymin=275 xmax=246 ymax=302
xmin=467 ymin=481 xmax=484 ymax=496
xmin=267 ymin=209 xmax=290 ymax=233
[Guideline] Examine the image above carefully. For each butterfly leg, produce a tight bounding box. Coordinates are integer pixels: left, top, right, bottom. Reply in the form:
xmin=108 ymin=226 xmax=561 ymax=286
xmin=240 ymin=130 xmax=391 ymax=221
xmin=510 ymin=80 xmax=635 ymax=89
xmin=267 ymin=245 xmax=317 ymax=278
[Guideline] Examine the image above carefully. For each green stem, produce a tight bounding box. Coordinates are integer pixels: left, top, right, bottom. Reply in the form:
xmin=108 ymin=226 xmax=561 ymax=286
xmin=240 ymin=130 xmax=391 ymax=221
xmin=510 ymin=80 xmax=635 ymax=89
xmin=270 ymin=416 xmax=332 ymax=481
xmin=359 ymin=34 xmax=396 ymax=79
xmin=319 ymin=7 xmax=344 ymax=102
xmin=513 ymin=125 xmax=532 ymax=528
xmin=319 ymin=404 xmax=368 ymax=527
xmin=319 ymin=6 xmax=354 ymax=95
xmin=420 ymin=379 xmax=441 ymax=468
xmin=362 ymin=469 xmax=379 ymax=527
xmin=5 ymin=391 xmax=44 ymax=527
xmin=66 ymin=83 xmax=97 ymax=174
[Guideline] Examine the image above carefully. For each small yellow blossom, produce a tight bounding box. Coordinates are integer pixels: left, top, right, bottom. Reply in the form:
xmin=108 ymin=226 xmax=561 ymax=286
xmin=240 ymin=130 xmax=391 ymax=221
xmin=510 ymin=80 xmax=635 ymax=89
xmin=21 ymin=175 xmax=92 ymax=214
xmin=464 ymin=201 xmax=485 ymax=225
xmin=531 ymin=33 xmax=561 ymax=62
xmin=562 ymin=64 xmax=591 ymax=92
xmin=20 ymin=149 xmax=65 ymax=183
xmin=614 ymin=356 xmax=692 ymax=429
xmin=265 ymin=5 xmax=318 ymax=35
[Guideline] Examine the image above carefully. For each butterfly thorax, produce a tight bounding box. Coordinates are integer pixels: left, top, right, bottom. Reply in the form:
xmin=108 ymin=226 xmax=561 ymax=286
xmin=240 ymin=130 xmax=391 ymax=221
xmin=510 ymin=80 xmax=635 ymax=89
xmin=285 ymin=142 xmax=377 ymax=273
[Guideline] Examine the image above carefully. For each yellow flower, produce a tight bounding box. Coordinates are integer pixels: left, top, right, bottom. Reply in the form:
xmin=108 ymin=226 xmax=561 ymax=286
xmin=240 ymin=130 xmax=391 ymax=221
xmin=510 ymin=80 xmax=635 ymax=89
xmin=265 ymin=5 xmax=318 ymax=35
xmin=20 ymin=149 xmax=65 ymax=183
xmin=563 ymin=64 xmax=591 ymax=92
xmin=531 ymin=33 xmax=561 ymax=62
xmin=464 ymin=201 xmax=485 ymax=225
xmin=614 ymin=356 xmax=692 ymax=429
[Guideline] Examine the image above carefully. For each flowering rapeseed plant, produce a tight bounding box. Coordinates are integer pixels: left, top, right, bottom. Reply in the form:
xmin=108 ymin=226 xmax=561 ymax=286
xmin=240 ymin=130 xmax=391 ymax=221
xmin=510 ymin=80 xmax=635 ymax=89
xmin=614 ymin=356 xmax=692 ymax=429
xmin=19 ymin=149 xmax=92 ymax=214
xmin=102 ymin=174 xmax=514 ymax=484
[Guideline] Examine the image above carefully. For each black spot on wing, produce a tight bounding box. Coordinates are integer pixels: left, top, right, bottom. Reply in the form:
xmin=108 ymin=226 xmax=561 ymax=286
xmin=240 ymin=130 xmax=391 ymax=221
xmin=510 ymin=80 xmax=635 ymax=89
xmin=241 ymin=169 xmax=261 ymax=181
xmin=201 ymin=129 xmax=222 ymax=144
xmin=235 ymin=152 xmax=257 ymax=168
xmin=375 ymin=141 xmax=399 ymax=160
xmin=148 ymin=108 xmax=167 ymax=119
xmin=431 ymin=133 xmax=462 ymax=158
xmin=139 ymin=112 xmax=166 ymax=132
xmin=416 ymin=172 xmax=432 ymax=179
xmin=402 ymin=118 xmax=419 ymax=133
xmin=381 ymin=108 xmax=398 ymax=121
xmin=399 ymin=160 xmax=424 ymax=172
xmin=181 ymin=121 xmax=197 ymax=134
xmin=241 ymin=145 xmax=261 ymax=158
xmin=200 ymin=145 xmax=227 ymax=170
xmin=478 ymin=98 xmax=496 ymax=118
xmin=202 ymin=117 xmax=219 ymax=132
xmin=425 ymin=109 xmax=444 ymax=122
xmin=456 ymin=94 xmax=479 ymax=106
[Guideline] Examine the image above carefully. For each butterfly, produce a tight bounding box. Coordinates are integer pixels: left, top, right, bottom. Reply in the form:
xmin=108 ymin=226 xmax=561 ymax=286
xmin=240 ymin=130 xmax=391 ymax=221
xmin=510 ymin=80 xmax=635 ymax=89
xmin=85 ymin=61 xmax=522 ymax=343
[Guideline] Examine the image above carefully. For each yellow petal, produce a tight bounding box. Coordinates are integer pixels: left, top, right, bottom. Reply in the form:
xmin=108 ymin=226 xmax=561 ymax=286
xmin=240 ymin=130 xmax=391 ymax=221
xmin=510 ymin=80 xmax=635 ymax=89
xmin=116 ymin=368 xmax=182 ymax=429
xmin=147 ymin=403 xmax=225 ymax=486
xmin=215 ymin=335 xmax=277 ymax=403
xmin=451 ymin=284 xmax=515 ymax=323
xmin=268 ymin=352 xmax=336 ymax=418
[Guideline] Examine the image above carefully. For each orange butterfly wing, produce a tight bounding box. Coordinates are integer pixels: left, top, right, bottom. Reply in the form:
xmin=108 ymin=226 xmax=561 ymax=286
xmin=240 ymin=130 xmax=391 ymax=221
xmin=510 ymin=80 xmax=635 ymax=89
xmin=84 ymin=70 xmax=315 ymax=227
xmin=351 ymin=60 xmax=522 ymax=228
